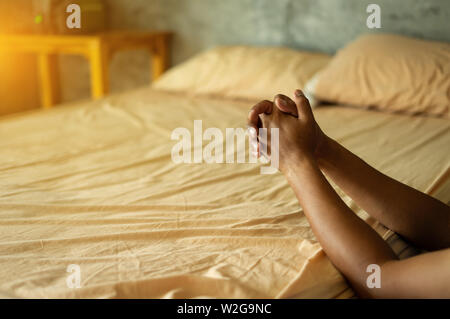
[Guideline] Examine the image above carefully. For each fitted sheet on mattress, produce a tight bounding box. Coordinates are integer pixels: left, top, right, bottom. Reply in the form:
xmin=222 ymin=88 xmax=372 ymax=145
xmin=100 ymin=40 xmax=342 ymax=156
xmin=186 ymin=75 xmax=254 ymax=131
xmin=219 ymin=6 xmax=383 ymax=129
xmin=0 ymin=88 xmax=448 ymax=298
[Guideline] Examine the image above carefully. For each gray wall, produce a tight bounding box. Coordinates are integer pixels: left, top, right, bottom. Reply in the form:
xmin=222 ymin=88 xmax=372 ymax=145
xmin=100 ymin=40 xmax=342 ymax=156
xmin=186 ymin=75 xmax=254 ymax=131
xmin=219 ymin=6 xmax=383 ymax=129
xmin=60 ymin=0 xmax=450 ymax=102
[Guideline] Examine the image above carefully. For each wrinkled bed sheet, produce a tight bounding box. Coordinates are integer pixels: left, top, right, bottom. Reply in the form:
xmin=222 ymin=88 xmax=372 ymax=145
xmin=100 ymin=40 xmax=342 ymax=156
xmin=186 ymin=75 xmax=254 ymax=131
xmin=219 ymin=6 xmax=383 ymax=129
xmin=0 ymin=88 xmax=448 ymax=298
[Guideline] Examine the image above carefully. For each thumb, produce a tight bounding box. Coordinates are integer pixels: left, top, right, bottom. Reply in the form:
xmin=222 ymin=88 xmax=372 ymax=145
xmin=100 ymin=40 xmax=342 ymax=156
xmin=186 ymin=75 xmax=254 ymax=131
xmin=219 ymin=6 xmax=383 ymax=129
xmin=293 ymin=89 xmax=313 ymax=119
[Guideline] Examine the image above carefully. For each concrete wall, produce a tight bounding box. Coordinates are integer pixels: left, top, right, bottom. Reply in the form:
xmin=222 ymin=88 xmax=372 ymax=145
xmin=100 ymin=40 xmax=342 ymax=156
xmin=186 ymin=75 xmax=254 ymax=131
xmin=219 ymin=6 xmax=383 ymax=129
xmin=60 ymin=0 xmax=450 ymax=102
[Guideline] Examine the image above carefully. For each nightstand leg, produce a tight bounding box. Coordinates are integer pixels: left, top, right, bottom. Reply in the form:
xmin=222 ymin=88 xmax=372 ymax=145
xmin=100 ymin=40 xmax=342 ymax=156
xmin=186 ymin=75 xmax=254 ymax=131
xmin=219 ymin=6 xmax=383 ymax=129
xmin=37 ymin=53 xmax=60 ymax=109
xmin=90 ymin=40 xmax=109 ymax=99
xmin=151 ymin=35 xmax=169 ymax=81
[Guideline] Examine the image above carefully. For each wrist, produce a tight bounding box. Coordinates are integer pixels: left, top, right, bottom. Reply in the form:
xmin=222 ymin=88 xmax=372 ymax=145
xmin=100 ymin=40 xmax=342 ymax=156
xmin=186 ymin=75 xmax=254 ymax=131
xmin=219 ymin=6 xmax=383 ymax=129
xmin=280 ymin=150 xmax=316 ymax=176
xmin=316 ymin=135 xmax=338 ymax=168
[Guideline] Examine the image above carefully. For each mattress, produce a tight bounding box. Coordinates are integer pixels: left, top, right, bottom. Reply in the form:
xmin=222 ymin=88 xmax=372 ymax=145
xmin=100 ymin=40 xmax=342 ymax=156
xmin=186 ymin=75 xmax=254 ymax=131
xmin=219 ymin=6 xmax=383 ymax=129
xmin=0 ymin=88 xmax=449 ymax=298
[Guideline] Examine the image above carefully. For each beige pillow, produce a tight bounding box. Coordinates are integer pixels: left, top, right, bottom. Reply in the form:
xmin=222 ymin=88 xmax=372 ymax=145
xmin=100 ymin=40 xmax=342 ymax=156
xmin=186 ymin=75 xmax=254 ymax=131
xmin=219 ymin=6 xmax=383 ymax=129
xmin=153 ymin=45 xmax=330 ymax=101
xmin=313 ymin=34 xmax=450 ymax=118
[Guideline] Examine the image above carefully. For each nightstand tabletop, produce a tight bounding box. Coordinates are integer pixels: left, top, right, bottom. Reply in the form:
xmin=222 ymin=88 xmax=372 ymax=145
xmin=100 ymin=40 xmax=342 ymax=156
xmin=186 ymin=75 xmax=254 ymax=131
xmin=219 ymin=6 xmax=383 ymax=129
xmin=0 ymin=31 xmax=173 ymax=108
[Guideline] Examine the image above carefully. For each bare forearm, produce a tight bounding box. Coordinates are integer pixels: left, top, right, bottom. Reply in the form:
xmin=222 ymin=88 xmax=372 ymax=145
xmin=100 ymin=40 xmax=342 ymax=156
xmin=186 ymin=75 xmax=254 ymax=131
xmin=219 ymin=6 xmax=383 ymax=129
xmin=317 ymin=136 xmax=450 ymax=250
xmin=284 ymin=156 xmax=397 ymax=297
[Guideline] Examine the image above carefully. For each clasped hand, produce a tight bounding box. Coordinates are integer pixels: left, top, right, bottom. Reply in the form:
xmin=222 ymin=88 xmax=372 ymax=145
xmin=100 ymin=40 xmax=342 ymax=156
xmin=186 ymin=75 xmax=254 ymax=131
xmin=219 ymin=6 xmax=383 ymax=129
xmin=247 ymin=90 xmax=328 ymax=173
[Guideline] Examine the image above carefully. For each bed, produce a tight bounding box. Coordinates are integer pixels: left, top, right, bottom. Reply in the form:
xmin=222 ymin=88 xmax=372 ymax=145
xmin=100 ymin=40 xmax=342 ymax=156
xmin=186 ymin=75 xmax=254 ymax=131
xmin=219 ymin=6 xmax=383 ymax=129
xmin=0 ymin=35 xmax=449 ymax=299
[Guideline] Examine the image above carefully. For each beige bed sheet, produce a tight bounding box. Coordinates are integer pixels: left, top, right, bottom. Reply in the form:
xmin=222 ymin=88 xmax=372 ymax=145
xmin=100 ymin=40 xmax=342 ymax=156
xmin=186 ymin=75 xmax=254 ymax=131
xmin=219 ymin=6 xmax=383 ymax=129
xmin=0 ymin=88 xmax=448 ymax=298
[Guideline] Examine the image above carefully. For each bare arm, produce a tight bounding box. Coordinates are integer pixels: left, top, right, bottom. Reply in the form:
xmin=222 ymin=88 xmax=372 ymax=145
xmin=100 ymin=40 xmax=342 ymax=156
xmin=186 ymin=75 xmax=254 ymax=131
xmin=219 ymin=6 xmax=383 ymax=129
xmin=285 ymin=154 xmax=398 ymax=297
xmin=316 ymin=136 xmax=450 ymax=251
xmin=285 ymin=150 xmax=450 ymax=298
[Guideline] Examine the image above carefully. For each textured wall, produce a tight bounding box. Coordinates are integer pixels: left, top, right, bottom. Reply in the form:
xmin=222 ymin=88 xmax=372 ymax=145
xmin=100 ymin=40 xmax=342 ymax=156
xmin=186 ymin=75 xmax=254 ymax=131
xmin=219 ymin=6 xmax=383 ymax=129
xmin=60 ymin=0 xmax=450 ymax=102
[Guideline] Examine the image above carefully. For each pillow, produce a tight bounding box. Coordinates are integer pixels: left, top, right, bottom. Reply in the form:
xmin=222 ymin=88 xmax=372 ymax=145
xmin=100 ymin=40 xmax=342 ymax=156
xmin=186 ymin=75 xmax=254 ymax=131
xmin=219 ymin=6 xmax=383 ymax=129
xmin=312 ymin=33 xmax=450 ymax=118
xmin=152 ymin=45 xmax=330 ymax=101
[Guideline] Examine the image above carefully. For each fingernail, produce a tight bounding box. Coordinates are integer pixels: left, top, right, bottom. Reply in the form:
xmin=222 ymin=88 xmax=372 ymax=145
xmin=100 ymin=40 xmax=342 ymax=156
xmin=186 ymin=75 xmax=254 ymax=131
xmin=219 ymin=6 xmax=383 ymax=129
xmin=295 ymin=90 xmax=304 ymax=97
xmin=277 ymin=97 xmax=286 ymax=107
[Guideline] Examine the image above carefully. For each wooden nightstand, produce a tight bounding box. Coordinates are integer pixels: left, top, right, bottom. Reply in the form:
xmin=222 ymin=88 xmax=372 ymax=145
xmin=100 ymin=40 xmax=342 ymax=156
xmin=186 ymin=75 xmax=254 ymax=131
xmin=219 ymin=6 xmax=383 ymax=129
xmin=0 ymin=31 xmax=172 ymax=108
